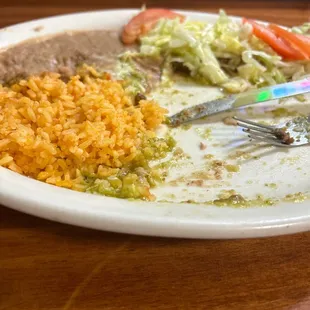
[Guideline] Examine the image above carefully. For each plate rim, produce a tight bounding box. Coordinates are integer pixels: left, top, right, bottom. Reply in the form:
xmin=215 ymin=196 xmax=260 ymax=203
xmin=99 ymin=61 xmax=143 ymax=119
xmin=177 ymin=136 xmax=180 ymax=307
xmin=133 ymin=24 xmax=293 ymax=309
xmin=1 ymin=9 xmax=309 ymax=239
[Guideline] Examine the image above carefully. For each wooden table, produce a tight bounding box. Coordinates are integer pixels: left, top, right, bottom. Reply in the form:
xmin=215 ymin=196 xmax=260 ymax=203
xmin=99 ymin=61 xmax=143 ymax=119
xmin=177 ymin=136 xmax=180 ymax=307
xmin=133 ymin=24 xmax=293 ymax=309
xmin=1 ymin=1 xmax=310 ymax=309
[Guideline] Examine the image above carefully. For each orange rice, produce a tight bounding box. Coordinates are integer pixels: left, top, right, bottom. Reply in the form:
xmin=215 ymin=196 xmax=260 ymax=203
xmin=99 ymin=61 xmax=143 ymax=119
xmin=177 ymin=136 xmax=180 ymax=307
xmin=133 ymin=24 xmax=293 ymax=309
xmin=0 ymin=67 xmax=168 ymax=196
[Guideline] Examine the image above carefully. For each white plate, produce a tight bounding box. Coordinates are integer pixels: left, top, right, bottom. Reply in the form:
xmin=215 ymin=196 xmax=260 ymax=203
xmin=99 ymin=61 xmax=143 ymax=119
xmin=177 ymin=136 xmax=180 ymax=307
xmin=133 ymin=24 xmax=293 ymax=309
xmin=1 ymin=9 xmax=309 ymax=239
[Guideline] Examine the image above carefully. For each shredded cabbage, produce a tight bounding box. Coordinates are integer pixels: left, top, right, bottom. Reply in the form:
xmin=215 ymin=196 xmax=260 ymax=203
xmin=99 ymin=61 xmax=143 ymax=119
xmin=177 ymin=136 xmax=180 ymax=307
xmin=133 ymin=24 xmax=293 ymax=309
xmin=116 ymin=11 xmax=310 ymax=95
xmin=136 ymin=10 xmax=310 ymax=93
xmin=291 ymin=23 xmax=310 ymax=35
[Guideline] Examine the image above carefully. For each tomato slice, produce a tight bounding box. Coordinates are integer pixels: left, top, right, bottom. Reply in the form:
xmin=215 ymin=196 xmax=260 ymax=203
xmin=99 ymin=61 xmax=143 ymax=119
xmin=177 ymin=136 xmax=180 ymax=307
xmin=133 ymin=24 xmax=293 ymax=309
xmin=295 ymin=33 xmax=310 ymax=45
xmin=122 ymin=8 xmax=185 ymax=44
xmin=269 ymin=24 xmax=310 ymax=58
xmin=243 ymin=18 xmax=307 ymax=60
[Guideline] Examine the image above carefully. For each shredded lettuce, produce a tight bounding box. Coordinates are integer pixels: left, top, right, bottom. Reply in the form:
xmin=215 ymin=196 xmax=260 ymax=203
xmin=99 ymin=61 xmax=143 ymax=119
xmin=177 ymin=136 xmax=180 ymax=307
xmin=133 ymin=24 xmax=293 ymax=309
xmin=291 ymin=23 xmax=310 ymax=35
xmin=134 ymin=10 xmax=310 ymax=93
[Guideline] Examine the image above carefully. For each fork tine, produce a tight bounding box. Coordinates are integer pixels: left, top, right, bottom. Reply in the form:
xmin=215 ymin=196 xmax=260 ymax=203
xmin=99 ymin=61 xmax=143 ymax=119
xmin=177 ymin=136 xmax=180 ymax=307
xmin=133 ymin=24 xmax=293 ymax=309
xmin=233 ymin=116 xmax=274 ymax=130
xmin=239 ymin=123 xmax=274 ymax=134
xmin=242 ymin=128 xmax=276 ymax=138
xmin=247 ymin=133 xmax=291 ymax=147
xmin=247 ymin=131 xmax=280 ymax=142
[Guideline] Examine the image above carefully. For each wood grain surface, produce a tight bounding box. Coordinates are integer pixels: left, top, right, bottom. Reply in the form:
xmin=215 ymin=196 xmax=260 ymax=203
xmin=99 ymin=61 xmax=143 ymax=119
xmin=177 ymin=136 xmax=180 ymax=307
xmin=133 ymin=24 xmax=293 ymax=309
xmin=1 ymin=1 xmax=310 ymax=309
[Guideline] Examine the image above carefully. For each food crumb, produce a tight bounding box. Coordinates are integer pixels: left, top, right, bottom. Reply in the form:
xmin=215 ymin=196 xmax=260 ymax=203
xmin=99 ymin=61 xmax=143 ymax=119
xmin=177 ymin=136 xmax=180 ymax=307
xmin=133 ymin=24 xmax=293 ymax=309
xmin=187 ymin=179 xmax=204 ymax=187
xmin=195 ymin=127 xmax=212 ymax=139
xmin=271 ymin=107 xmax=297 ymax=118
xmin=265 ymin=183 xmax=278 ymax=189
xmin=225 ymin=164 xmax=240 ymax=172
xmin=134 ymin=93 xmax=147 ymax=105
xmin=203 ymin=154 xmax=214 ymax=160
xmin=199 ymin=142 xmax=207 ymax=150
xmin=280 ymin=156 xmax=299 ymax=165
xmin=217 ymin=189 xmax=238 ymax=199
xmin=33 ymin=25 xmax=44 ymax=32
xmin=284 ymin=192 xmax=307 ymax=203
xmin=223 ymin=116 xmax=238 ymax=126
xmin=228 ymin=151 xmax=252 ymax=160
xmin=275 ymin=128 xmax=294 ymax=145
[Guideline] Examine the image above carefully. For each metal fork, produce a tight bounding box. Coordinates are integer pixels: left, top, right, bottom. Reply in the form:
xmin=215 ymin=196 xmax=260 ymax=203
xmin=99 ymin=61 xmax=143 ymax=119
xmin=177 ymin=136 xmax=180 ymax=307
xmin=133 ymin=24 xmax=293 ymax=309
xmin=234 ymin=115 xmax=310 ymax=147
